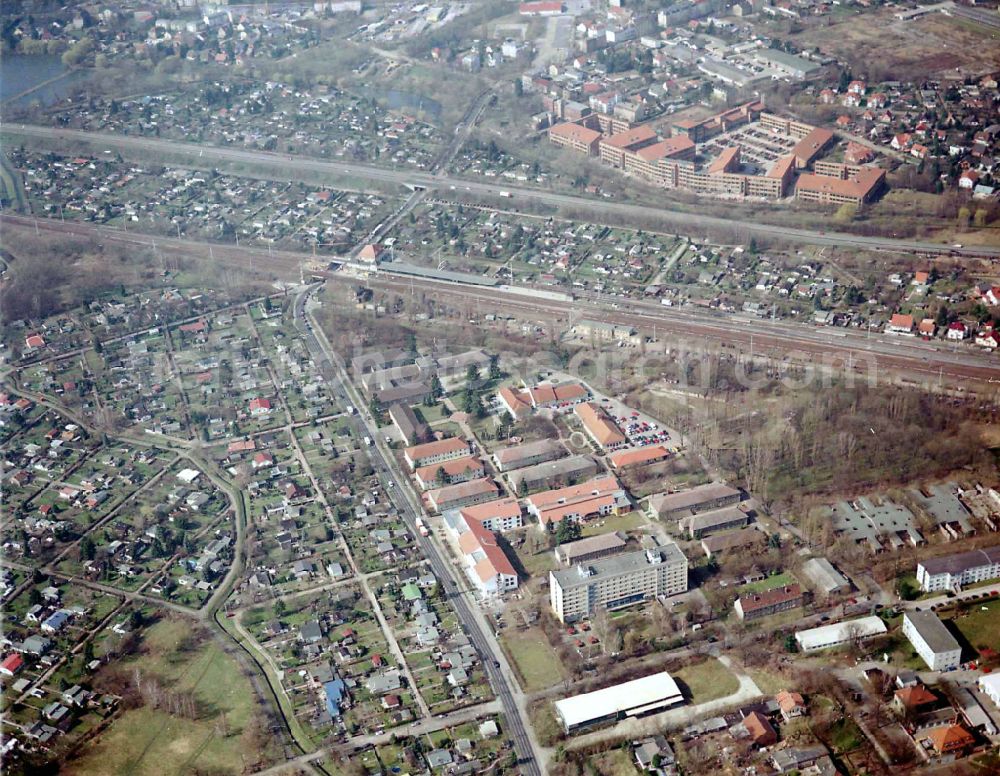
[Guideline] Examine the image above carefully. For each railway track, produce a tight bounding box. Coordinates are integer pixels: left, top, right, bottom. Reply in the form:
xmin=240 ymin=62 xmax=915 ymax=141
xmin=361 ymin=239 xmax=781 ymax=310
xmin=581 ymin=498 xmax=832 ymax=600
xmin=4 ymin=214 xmax=998 ymax=389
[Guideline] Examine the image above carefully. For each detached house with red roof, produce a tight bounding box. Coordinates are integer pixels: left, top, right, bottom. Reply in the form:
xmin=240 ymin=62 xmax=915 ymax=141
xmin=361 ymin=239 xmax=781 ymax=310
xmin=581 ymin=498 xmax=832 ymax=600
xmin=959 ymin=170 xmax=980 ymax=189
xmin=357 ymin=243 xmax=383 ymax=264
xmin=248 ymin=397 xmax=272 ymax=416
xmin=1 ymin=653 xmax=24 ymax=677
xmin=975 ymin=329 xmax=1000 ymax=349
xmin=946 ymin=321 xmax=968 ymax=340
xmin=886 ymin=313 xmax=915 ymax=335
xmin=776 ymin=690 xmax=807 ymax=721
xmin=925 ymin=724 xmax=975 ymax=756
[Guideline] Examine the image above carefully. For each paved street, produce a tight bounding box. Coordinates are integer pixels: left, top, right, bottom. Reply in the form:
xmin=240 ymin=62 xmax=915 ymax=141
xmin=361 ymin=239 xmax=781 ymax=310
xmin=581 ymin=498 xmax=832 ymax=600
xmin=290 ymin=285 xmax=546 ymax=775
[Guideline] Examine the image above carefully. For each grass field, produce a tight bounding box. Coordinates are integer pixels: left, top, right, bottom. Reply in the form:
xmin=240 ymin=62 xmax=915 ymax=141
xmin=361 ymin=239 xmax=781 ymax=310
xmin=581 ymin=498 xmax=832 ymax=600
xmin=746 ymin=668 xmax=788 ymax=695
xmin=513 ymin=542 xmax=558 ymax=577
xmin=673 ymin=657 xmax=739 ymax=703
xmin=581 ymin=510 xmax=651 ymax=538
xmin=501 ymin=627 xmax=567 ymax=693
xmin=67 ymin=617 xmax=273 ymax=776
xmin=0 ymin=153 xmax=28 ymax=211
xmin=828 ymin=717 xmax=864 ymax=753
xmin=945 ymin=599 xmax=1000 ymax=653
xmin=589 ymin=749 xmax=638 ymax=776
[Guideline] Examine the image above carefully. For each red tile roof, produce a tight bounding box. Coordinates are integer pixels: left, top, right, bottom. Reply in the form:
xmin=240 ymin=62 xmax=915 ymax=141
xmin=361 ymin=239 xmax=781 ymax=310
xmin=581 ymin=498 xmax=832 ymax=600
xmin=601 ymin=124 xmax=658 ymax=150
xmin=609 ymin=446 xmax=669 ymax=469
xmin=549 ymin=122 xmax=602 ymax=145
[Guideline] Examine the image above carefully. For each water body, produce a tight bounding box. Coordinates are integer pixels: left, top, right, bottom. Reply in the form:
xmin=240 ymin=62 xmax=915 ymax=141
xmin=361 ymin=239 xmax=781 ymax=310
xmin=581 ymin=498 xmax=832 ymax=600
xmin=1 ymin=54 xmax=87 ymax=107
xmin=385 ymin=89 xmax=442 ymax=121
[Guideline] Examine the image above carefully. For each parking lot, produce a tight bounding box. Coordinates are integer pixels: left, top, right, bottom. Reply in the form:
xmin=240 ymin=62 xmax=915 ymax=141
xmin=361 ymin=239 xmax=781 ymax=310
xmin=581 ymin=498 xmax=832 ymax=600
xmin=700 ymin=123 xmax=799 ymax=172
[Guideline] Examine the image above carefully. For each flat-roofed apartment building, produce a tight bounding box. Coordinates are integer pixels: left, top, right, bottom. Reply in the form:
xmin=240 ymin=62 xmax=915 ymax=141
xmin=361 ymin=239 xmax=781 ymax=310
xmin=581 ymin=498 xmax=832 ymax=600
xmin=648 ymin=483 xmax=742 ymax=521
xmin=917 ymin=545 xmax=1000 ymax=592
xmin=492 ymin=439 xmax=566 ymax=472
xmin=599 ymin=125 xmax=660 ymax=168
xmin=574 ymin=402 xmax=627 ymax=451
xmin=527 ymin=476 xmax=631 ymax=527
xmin=903 ymin=611 xmax=962 ymax=671
xmin=550 ymin=541 xmax=688 ymax=622
xmin=508 ymin=454 xmax=599 ymax=494
xmin=554 ymin=531 xmax=627 ymax=566
xmin=549 ymin=122 xmax=602 ymax=156
xmin=734 ymin=584 xmax=804 ymax=621
xmin=404 ymin=437 xmax=471 ymax=470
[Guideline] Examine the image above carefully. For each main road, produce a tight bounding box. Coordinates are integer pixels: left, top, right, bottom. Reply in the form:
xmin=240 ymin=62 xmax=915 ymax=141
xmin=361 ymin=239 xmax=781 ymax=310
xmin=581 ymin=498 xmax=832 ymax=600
xmin=289 ymin=286 xmax=545 ymax=775
xmin=6 ymin=122 xmax=1000 ymax=258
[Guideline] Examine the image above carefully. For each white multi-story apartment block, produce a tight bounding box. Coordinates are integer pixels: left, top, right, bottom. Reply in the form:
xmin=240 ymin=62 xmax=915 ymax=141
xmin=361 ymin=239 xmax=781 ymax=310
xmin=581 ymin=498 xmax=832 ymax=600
xmin=902 ymin=611 xmax=962 ymax=671
xmin=549 ymin=542 xmax=687 ymax=622
xmin=916 ymin=546 xmax=1000 ymax=592
xmin=446 ymin=498 xmax=524 ymax=534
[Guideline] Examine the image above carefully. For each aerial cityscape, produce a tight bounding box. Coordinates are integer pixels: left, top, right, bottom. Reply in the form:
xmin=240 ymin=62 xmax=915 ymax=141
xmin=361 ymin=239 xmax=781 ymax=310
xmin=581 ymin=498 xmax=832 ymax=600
xmin=0 ymin=0 xmax=999 ymax=774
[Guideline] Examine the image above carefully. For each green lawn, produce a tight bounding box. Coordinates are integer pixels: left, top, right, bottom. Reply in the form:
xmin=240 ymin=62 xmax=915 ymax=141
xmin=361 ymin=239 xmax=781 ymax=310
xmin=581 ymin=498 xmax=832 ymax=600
xmin=737 ymin=571 xmax=796 ymax=595
xmin=580 ymin=510 xmax=651 ymax=537
xmin=673 ymin=657 xmax=739 ymax=703
xmin=827 ymin=717 xmax=864 ymax=753
xmin=747 ymin=668 xmax=789 ymax=695
xmin=589 ymin=749 xmax=639 ymax=776
xmin=67 ymin=617 xmax=275 ymax=776
xmin=416 ymin=403 xmax=447 ymax=423
xmin=501 ymin=627 xmax=567 ymax=693
xmin=945 ymin=599 xmax=1000 ymax=653
xmin=513 ymin=543 xmax=558 ymax=578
